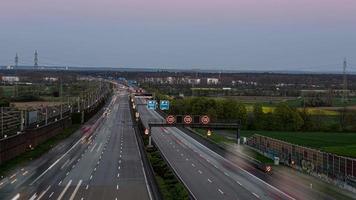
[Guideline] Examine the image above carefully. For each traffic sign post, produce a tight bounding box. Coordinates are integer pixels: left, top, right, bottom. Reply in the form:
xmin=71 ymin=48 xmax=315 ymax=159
xmin=166 ymin=115 xmax=175 ymax=124
xmin=160 ymin=100 xmax=170 ymax=110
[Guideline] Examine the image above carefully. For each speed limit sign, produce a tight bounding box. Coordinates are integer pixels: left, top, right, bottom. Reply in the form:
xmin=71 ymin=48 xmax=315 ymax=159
xmin=183 ymin=115 xmax=193 ymax=124
xmin=200 ymin=115 xmax=210 ymax=125
xmin=166 ymin=115 xmax=175 ymax=124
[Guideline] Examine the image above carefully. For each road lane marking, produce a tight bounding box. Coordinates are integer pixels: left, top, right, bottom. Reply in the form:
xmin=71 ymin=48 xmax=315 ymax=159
xmin=11 ymin=193 xmax=20 ymax=200
xmin=49 ymin=192 xmax=54 ymax=198
xmin=116 ymin=184 xmax=119 ymax=190
xmin=10 ymin=173 xmax=17 ymax=179
xmin=60 ymin=159 xmax=70 ymax=169
xmin=69 ymin=180 xmax=82 ymax=200
xmin=117 ymin=173 xmax=120 ymax=178
xmin=96 ymin=143 xmax=103 ymax=153
xmin=218 ymin=189 xmax=224 ymax=195
xmin=236 ymin=180 xmax=242 ymax=186
xmin=10 ymin=179 xmax=17 ymax=184
xmin=31 ymin=136 xmax=84 ymax=185
xmin=22 ymin=171 xmax=29 ymax=176
xmin=252 ymin=192 xmax=260 ymax=198
xmin=191 ymin=163 xmax=195 ymax=167
xmin=90 ymin=175 xmax=93 ymax=180
xmin=37 ymin=185 xmax=51 ymax=200
xmin=90 ymin=143 xmax=97 ymax=152
xmin=207 ymin=179 xmax=212 ymax=183
xmin=86 ymin=185 xmax=89 ymax=190
xmin=224 ymin=172 xmax=230 ymax=177
xmin=198 ymin=170 xmax=202 ymax=174
xmin=57 ymin=179 xmax=72 ymax=200
xmin=29 ymin=193 xmax=37 ymax=200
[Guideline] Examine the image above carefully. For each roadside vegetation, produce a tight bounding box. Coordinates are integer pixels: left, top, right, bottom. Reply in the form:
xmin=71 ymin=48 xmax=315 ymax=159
xmin=144 ymin=142 xmax=189 ymax=200
xmin=165 ymin=97 xmax=356 ymax=132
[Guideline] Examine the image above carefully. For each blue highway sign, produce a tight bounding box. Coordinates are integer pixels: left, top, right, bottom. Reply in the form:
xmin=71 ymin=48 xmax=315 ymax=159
xmin=160 ymin=100 xmax=170 ymax=110
xmin=147 ymin=100 xmax=157 ymax=110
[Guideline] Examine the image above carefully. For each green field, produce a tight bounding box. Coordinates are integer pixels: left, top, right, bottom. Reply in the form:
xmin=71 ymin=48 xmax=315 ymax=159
xmin=241 ymin=130 xmax=356 ymax=158
xmin=0 ymin=86 xmax=15 ymax=97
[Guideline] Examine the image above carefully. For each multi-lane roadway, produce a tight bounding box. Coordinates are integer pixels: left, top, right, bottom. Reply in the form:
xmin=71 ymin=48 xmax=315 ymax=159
xmin=136 ymin=98 xmax=293 ymax=200
xmin=135 ymin=97 xmax=355 ymax=200
xmin=0 ymin=90 xmax=151 ymax=200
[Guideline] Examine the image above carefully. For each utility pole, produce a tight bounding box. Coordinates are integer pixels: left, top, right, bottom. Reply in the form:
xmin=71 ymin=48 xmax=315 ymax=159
xmin=1 ymin=107 xmax=3 ymax=138
xmin=15 ymin=53 xmax=18 ymax=67
xmin=341 ymin=58 xmax=348 ymax=131
xmin=342 ymin=58 xmax=348 ymax=103
xmin=34 ymin=50 xmax=38 ymax=69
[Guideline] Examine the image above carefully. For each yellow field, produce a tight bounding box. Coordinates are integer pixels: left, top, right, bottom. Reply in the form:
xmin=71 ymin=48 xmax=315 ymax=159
xmin=245 ymin=105 xmax=339 ymax=116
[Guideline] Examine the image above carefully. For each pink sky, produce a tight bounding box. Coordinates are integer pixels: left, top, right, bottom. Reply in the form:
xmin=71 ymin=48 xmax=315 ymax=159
xmin=1 ymin=0 xmax=356 ymax=70
xmin=1 ymin=0 xmax=356 ymax=25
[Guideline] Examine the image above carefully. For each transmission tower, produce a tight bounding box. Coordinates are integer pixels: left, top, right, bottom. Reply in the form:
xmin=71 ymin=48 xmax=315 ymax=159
xmin=34 ymin=50 xmax=38 ymax=69
xmin=342 ymin=58 xmax=348 ymax=103
xmin=15 ymin=53 xmax=18 ymax=67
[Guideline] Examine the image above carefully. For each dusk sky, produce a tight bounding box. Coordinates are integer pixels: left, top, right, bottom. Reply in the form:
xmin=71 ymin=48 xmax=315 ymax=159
xmin=1 ymin=0 xmax=356 ymax=71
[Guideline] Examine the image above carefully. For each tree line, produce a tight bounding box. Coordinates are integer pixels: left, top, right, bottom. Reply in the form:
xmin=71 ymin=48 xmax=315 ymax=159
xmin=167 ymin=97 xmax=356 ymax=132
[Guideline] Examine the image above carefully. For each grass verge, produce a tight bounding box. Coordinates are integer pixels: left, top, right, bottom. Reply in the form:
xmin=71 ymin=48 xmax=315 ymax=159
xmin=0 ymin=124 xmax=80 ymax=177
xmin=145 ymin=139 xmax=189 ymax=200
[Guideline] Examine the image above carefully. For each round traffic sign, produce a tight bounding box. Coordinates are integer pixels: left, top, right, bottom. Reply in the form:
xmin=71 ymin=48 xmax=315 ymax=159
xmin=184 ymin=115 xmax=193 ymax=124
xmin=166 ymin=115 xmax=175 ymax=124
xmin=200 ymin=115 xmax=210 ymax=125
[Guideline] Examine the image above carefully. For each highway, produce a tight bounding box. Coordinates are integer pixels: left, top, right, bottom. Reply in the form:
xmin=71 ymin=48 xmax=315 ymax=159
xmin=136 ymin=98 xmax=295 ymax=200
xmin=0 ymin=90 xmax=151 ymax=200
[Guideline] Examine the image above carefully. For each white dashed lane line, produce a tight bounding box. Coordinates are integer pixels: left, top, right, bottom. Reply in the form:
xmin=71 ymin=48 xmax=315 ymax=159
xmin=90 ymin=143 xmax=97 ymax=152
xmin=207 ymin=179 xmax=212 ymax=183
xmin=37 ymin=185 xmax=51 ymax=200
xmin=252 ymin=192 xmax=260 ymax=198
xmin=57 ymin=180 xmax=72 ymax=200
xmin=218 ymin=188 xmax=224 ymax=195
xmin=236 ymin=180 xmax=242 ymax=186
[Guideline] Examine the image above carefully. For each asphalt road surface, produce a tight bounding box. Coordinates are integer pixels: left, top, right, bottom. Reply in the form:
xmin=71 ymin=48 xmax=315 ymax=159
xmin=0 ymin=90 xmax=151 ymax=200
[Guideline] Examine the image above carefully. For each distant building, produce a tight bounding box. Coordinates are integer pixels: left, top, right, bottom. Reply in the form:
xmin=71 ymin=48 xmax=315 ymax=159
xmin=2 ymin=76 xmax=20 ymax=83
xmin=44 ymin=77 xmax=58 ymax=82
xmin=207 ymin=78 xmax=219 ymax=85
xmin=187 ymin=78 xmax=201 ymax=85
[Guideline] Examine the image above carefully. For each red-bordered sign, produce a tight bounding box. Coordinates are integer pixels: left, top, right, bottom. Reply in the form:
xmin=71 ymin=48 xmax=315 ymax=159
xmin=166 ymin=115 xmax=175 ymax=124
xmin=200 ymin=115 xmax=210 ymax=125
xmin=183 ymin=115 xmax=193 ymax=124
